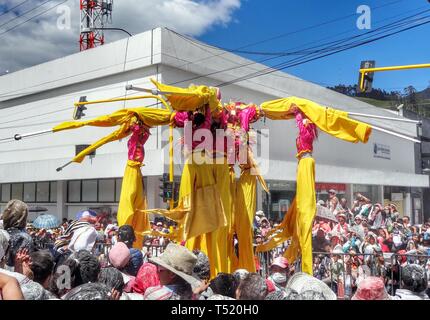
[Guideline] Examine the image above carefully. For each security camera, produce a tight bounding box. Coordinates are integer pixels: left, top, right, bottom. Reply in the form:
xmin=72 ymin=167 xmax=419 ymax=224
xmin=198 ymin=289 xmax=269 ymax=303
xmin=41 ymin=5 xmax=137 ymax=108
xmin=397 ymin=104 xmax=404 ymax=110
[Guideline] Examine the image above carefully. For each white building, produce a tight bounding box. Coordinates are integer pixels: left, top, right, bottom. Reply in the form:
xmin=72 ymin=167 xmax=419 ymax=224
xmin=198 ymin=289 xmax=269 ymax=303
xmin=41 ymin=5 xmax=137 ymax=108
xmin=0 ymin=28 xmax=428 ymax=223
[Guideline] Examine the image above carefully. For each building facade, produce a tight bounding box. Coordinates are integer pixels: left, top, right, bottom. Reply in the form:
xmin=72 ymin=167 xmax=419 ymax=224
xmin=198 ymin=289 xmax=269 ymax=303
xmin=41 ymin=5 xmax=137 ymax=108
xmin=0 ymin=28 xmax=428 ymax=223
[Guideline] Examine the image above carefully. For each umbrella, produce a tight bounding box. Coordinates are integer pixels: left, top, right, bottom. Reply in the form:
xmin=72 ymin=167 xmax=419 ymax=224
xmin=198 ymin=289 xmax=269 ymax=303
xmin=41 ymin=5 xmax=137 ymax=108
xmin=316 ymin=204 xmax=337 ymax=222
xmin=29 ymin=206 xmax=48 ymax=212
xmin=76 ymin=209 xmax=98 ymax=220
xmin=32 ymin=214 xmax=60 ymax=229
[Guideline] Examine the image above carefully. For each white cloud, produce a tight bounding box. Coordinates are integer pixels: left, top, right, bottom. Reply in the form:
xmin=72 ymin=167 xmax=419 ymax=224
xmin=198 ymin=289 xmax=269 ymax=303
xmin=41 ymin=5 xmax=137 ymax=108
xmin=0 ymin=0 xmax=241 ymax=73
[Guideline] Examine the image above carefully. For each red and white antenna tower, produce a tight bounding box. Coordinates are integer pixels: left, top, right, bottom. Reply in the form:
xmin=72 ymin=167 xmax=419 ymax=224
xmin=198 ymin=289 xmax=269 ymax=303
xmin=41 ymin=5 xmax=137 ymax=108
xmin=79 ymin=0 xmax=113 ymax=51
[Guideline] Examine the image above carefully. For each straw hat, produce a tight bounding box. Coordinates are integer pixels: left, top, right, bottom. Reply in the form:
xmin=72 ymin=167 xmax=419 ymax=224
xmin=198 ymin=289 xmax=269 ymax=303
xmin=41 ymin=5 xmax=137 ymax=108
xmin=149 ymin=243 xmax=201 ymax=287
xmin=285 ymin=272 xmax=337 ymax=300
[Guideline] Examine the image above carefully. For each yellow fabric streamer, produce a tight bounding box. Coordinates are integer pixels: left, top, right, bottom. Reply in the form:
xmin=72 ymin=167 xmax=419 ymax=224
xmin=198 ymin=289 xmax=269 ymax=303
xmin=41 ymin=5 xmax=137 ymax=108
xmin=151 ymin=79 xmax=221 ymax=112
xmin=234 ymin=167 xmax=257 ymax=272
xmin=260 ymin=97 xmax=372 ymax=143
xmin=255 ymin=158 xmax=316 ymax=275
xmin=117 ymin=160 xmax=150 ymax=249
xmin=212 ymin=159 xmax=234 ymax=274
xmin=53 ymin=107 xmax=173 ymax=163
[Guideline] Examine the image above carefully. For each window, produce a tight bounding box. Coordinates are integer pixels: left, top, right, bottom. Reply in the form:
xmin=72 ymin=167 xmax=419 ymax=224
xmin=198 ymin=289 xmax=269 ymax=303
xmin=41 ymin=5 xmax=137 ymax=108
xmin=67 ymin=179 xmax=122 ymax=203
xmin=1 ymin=181 xmax=56 ymax=203
xmin=50 ymin=182 xmax=57 ymax=202
xmin=11 ymin=183 xmax=23 ymax=200
xmin=23 ymin=183 xmax=36 ymax=202
xmin=115 ymin=178 xmax=122 ymax=202
xmin=68 ymin=181 xmax=81 ymax=202
xmin=36 ymin=182 xmax=49 ymax=202
xmin=82 ymin=180 xmax=98 ymax=202
xmin=98 ymin=179 xmax=115 ymax=202
xmin=1 ymin=184 xmax=10 ymax=202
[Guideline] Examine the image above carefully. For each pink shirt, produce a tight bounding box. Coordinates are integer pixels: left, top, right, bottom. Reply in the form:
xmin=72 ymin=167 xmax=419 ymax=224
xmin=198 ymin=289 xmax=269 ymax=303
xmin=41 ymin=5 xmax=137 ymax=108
xmin=175 ymin=106 xmax=212 ymax=151
xmin=295 ymin=111 xmax=316 ymax=158
xmin=127 ymin=124 xmax=150 ymax=162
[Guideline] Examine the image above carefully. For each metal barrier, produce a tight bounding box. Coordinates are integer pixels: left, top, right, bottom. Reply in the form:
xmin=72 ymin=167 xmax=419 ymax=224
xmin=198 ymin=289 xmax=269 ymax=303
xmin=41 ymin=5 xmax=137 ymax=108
xmin=143 ymin=244 xmax=166 ymax=257
xmin=257 ymin=247 xmax=430 ymax=300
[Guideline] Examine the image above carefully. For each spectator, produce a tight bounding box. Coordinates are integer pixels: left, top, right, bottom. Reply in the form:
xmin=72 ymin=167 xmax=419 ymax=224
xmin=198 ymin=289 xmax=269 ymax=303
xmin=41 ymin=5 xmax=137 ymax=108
xmin=148 ymin=243 xmax=200 ymax=300
xmin=351 ymin=276 xmax=391 ymax=300
xmin=330 ymin=247 xmax=345 ymax=295
xmin=326 ymin=189 xmax=340 ymax=213
xmin=232 ymin=269 xmax=249 ymax=287
xmin=108 ymin=242 xmax=136 ymax=292
xmin=192 ymin=250 xmax=210 ymax=282
xmin=64 ymin=283 xmax=112 ymax=300
xmin=118 ymin=225 xmax=136 ymax=249
xmin=131 ymin=263 xmax=159 ymax=296
xmin=2 ymin=200 xmax=34 ymax=269
xmin=393 ymin=264 xmax=429 ymax=300
xmin=50 ymin=250 xmax=100 ymax=298
xmin=337 ymin=198 xmax=353 ymax=224
xmin=236 ymin=273 xmax=267 ymax=300
xmin=403 ymin=216 xmax=411 ymax=229
xmin=312 ymin=228 xmax=330 ymax=253
xmin=98 ymin=267 xmax=125 ymax=300
xmin=267 ymin=257 xmax=289 ymax=291
xmin=285 ymin=272 xmax=336 ymax=300
xmin=332 ymin=213 xmax=349 ymax=237
xmin=25 ymin=250 xmax=54 ymax=289
xmin=389 ymin=204 xmax=400 ymax=222
xmin=0 ymin=230 xmax=10 ymax=269
xmin=0 ymin=273 xmax=24 ymax=300
xmin=209 ymin=273 xmax=237 ymax=298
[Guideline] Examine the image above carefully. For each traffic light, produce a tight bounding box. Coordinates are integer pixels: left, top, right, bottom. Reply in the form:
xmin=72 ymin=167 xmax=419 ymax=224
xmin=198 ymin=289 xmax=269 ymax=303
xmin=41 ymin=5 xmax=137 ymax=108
xmin=73 ymin=96 xmax=88 ymax=120
xmin=358 ymin=60 xmax=375 ymax=93
xmin=159 ymin=173 xmax=173 ymax=203
xmin=173 ymin=181 xmax=180 ymax=202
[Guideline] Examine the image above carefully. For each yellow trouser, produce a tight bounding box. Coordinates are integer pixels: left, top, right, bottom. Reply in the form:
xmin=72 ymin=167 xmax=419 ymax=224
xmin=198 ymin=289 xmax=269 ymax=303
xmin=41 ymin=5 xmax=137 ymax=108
xmin=117 ymin=160 xmax=149 ymax=249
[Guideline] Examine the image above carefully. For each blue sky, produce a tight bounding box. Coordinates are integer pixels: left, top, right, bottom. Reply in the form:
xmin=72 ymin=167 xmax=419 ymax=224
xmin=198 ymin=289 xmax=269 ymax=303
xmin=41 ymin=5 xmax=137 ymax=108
xmin=1 ymin=0 xmax=429 ymax=93
xmin=199 ymin=0 xmax=430 ymax=92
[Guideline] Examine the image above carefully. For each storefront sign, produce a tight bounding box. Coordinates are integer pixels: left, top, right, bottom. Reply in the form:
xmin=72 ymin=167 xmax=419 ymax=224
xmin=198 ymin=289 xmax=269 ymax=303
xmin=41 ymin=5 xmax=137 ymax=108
xmin=315 ymin=183 xmax=346 ymax=192
xmin=373 ymin=143 xmax=391 ymax=160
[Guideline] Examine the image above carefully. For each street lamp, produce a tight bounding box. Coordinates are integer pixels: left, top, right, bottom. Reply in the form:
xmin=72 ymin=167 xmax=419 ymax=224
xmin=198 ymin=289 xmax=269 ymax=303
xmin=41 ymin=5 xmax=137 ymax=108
xmin=93 ymin=27 xmax=132 ymax=37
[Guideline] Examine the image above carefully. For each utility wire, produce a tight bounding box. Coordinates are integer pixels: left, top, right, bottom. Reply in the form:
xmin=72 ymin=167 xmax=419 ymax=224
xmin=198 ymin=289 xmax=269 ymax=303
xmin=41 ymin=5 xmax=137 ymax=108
xmin=0 ymin=0 xmax=32 ymax=19
xmin=0 ymin=0 xmax=69 ymax=37
xmin=0 ymin=0 xmax=54 ymax=29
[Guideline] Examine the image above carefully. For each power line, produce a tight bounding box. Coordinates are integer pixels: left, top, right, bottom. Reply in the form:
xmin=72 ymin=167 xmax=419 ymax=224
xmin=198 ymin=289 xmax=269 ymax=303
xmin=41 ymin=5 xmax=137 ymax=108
xmin=166 ymin=0 xmax=406 ymax=67
xmin=0 ymin=0 xmax=69 ymax=38
xmin=216 ymin=16 xmax=430 ymax=88
xmin=0 ymin=0 xmax=404 ymax=97
xmin=162 ymin=10 xmax=430 ymax=88
xmin=0 ymin=0 xmax=54 ymax=29
xmin=0 ymin=0 xmax=32 ymax=18
xmin=0 ymin=2 xmax=426 ymax=127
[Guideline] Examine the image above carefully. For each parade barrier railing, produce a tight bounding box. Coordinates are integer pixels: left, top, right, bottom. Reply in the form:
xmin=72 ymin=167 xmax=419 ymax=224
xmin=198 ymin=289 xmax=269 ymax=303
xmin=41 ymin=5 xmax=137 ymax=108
xmin=258 ymin=248 xmax=430 ymax=300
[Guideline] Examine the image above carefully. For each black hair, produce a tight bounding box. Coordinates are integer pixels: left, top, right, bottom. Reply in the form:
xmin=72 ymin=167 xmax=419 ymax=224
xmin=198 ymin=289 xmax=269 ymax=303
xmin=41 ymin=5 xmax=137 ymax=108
xmin=50 ymin=249 xmax=100 ymax=297
xmin=118 ymin=225 xmax=136 ymax=248
xmin=6 ymin=229 xmax=34 ymax=267
xmin=193 ymin=112 xmax=206 ymax=127
xmin=192 ymin=250 xmax=210 ymax=281
xmin=30 ymin=249 xmax=54 ymax=285
xmin=98 ymin=267 xmax=125 ymax=293
xmin=64 ymin=283 xmax=111 ymax=300
xmin=401 ymin=264 xmax=428 ymax=292
xmin=209 ymin=273 xmax=237 ymax=298
xmin=236 ymin=273 xmax=267 ymax=300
